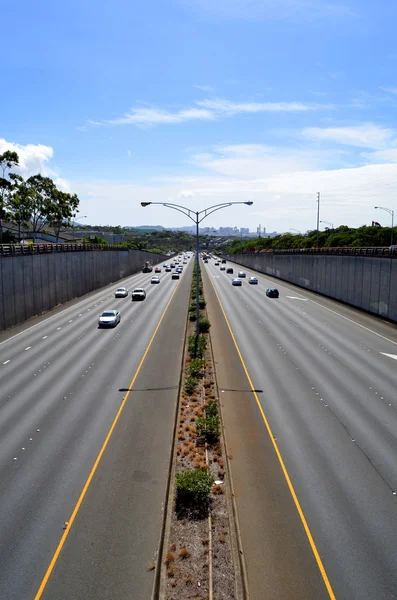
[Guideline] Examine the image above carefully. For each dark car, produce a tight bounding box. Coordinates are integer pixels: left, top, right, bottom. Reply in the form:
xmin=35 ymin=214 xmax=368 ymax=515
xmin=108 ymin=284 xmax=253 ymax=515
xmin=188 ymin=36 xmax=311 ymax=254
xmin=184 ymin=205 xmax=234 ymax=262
xmin=266 ymin=288 xmax=279 ymax=298
xmin=226 ymin=267 xmax=233 ymax=274
xmin=221 ymin=259 xmax=226 ymax=264
xmin=172 ymin=272 xmax=180 ymax=280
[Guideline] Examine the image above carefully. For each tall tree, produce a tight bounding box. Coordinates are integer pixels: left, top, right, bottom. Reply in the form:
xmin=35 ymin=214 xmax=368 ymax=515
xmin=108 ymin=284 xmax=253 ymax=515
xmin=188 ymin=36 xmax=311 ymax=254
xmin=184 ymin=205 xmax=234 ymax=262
xmin=8 ymin=174 xmax=34 ymax=241
xmin=25 ymin=174 xmax=56 ymax=234
xmin=0 ymin=150 xmax=19 ymax=243
xmin=48 ymin=190 xmax=79 ymax=242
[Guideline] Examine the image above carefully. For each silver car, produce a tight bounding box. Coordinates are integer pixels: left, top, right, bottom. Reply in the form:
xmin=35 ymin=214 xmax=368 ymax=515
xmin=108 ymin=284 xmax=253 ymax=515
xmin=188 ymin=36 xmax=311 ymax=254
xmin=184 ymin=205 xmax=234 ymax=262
xmin=98 ymin=310 xmax=121 ymax=327
xmin=151 ymin=276 xmax=161 ymax=284
xmin=115 ymin=287 xmax=128 ymax=298
xmin=248 ymin=277 xmax=258 ymax=285
xmin=232 ymin=278 xmax=242 ymax=286
xmin=131 ymin=288 xmax=146 ymax=301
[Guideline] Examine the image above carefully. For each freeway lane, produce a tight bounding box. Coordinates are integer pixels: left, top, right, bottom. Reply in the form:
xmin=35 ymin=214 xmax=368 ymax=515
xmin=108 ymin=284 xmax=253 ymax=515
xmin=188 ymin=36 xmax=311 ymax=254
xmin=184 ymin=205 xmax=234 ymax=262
xmin=0 ymin=259 xmax=191 ymax=600
xmin=204 ymin=259 xmax=397 ymax=600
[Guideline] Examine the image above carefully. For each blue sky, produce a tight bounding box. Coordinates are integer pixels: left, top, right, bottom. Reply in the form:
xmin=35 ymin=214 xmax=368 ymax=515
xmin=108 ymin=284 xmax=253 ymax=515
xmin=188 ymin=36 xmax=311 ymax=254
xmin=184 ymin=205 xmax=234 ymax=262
xmin=2 ymin=0 xmax=397 ymax=232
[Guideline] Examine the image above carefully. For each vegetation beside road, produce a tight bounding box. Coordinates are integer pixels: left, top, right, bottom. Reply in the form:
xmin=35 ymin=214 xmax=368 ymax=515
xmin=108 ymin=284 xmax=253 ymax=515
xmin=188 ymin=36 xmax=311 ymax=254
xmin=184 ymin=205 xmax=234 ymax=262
xmin=0 ymin=151 xmax=80 ymax=243
xmin=222 ymin=224 xmax=397 ymax=254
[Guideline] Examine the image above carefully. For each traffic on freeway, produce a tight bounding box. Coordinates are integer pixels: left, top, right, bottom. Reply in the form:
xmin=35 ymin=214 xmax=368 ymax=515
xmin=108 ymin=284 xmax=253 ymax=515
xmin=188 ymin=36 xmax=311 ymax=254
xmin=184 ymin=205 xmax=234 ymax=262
xmin=204 ymin=256 xmax=397 ymax=600
xmin=0 ymin=256 xmax=192 ymax=600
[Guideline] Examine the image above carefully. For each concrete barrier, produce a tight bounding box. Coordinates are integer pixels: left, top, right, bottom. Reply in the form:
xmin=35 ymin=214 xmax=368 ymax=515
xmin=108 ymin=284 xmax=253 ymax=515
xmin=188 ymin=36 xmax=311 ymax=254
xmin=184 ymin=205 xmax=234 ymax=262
xmin=225 ymin=253 xmax=397 ymax=323
xmin=0 ymin=250 xmax=168 ymax=331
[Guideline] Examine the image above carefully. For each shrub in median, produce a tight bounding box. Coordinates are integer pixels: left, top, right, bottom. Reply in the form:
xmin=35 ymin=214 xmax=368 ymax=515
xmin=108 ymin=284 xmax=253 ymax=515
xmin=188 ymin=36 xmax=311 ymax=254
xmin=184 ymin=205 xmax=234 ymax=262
xmin=198 ymin=317 xmax=211 ymax=333
xmin=204 ymin=398 xmax=218 ymax=418
xmin=189 ymin=358 xmax=205 ymax=378
xmin=196 ymin=415 xmax=220 ymax=445
xmin=175 ymin=468 xmax=214 ymax=518
xmin=188 ymin=335 xmax=207 ymax=359
xmin=185 ymin=376 xmax=198 ymax=395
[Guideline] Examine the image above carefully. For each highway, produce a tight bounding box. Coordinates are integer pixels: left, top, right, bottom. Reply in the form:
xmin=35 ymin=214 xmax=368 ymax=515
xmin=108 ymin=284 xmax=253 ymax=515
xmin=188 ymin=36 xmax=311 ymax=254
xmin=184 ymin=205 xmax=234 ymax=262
xmin=203 ymin=258 xmax=397 ymax=600
xmin=0 ymin=258 xmax=192 ymax=600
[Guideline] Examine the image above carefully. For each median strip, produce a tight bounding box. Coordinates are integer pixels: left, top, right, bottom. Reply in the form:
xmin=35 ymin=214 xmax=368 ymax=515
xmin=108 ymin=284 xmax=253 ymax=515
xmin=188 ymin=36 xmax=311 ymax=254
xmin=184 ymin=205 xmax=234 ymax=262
xmin=158 ymin=259 xmax=244 ymax=599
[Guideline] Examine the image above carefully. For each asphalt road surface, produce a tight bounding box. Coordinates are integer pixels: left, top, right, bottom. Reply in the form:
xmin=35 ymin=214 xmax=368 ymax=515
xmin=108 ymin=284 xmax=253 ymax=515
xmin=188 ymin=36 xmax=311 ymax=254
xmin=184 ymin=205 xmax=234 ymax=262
xmin=203 ymin=258 xmax=397 ymax=600
xmin=0 ymin=258 xmax=192 ymax=600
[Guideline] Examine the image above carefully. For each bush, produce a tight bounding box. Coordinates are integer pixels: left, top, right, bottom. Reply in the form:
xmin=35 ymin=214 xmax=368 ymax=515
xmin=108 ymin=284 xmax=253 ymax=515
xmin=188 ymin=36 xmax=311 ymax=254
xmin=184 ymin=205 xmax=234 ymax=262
xmin=189 ymin=358 xmax=205 ymax=378
xmin=190 ymin=298 xmax=206 ymax=311
xmin=175 ymin=468 xmax=214 ymax=518
xmin=189 ymin=313 xmax=197 ymax=322
xmin=198 ymin=318 xmax=211 ymax=333
xmin=196 ymin=415 xmax=220 ymax=444
xmin=188 ymin=335 xmax=207 ymax=359
xmin=205 ymin=398 xmax=218 ymax=418
xmin=185 ymin=376 xmax=198 ymax=395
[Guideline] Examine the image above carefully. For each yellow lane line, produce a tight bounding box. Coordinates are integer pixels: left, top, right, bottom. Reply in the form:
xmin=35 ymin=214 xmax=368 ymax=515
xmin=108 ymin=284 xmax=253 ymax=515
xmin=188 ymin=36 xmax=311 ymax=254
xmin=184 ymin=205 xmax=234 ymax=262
xmin=33 ymin=279 xmax=182 ymax=600
xmin=207 ymin=274 xmax=337 ymax=600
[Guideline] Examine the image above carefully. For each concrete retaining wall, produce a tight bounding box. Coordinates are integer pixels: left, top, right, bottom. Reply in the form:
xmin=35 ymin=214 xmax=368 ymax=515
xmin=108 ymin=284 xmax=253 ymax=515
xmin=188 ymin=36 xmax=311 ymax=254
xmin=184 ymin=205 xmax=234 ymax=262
xmin=0 ymin=250 xmax=167 ymax=330
xmin=226 ymin=253 xmax=397 ymax=323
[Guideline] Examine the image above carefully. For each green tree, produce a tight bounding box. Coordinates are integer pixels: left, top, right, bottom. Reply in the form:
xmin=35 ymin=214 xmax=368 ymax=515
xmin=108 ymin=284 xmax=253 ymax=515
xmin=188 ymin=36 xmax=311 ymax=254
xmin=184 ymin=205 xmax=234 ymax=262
xmin=8 ymin=174 xmax=34 ymax=241
xmin=48 ymin=190 xmax=79 ymax=242
xmin=0 ymin=150 xmax=19 ymax=243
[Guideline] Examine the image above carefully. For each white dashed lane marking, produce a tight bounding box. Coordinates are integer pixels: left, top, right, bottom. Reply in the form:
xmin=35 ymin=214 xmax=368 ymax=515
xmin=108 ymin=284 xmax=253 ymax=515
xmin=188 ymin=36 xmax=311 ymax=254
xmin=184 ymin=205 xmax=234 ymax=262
xmin=57 ymin=327 xmax=62 ymax=331
xmin=24 ymin=347 xmax=32 ymax=351
xmin=42 ymin=336 xmax=48 ymax=339
xmin=380 ymin=353 xmax=397 ymax=361
xmin=3 ymin=360 xmax=10 ymax=365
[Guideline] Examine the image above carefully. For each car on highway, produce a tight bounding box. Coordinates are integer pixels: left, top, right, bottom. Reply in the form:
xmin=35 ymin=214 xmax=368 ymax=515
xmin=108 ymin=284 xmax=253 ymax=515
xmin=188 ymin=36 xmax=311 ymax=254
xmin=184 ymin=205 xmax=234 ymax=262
xmin=220 ymin=265 xmax=226 ymax=271
xmin=172 ymin=272 xmax=180 ymax=280
xmin=232 ymin=278 xmax=242 ymax=286
xmin=238 ymin=271 xmax=246 ymax=278
xmin=226 ymin=267 xmax=234 ymax=274
xmin=165 ymin=266 xmax=172 ymax=272
xmin=131 ymin=288 xmax=146 ymax=301
xmin=163 ymin=263 xmax=168 ymax=267
xmin=215 ymin=262 xmax=219 ymax=266
xmin=114 ymin=287 xmax=128 ymax=297
xmin=155 ymin=267 xmax=161 ymax=273
xmin=151 ymin=276 xmax=160 ymax=284
xmin=248 ymin=276 xmax=258 ymax=285
xmin=221 ymin=259 xmax=226 ymax=264
xmin=98 ymin=310 xmax=121 ymax=327
xmin=170 ymin=263 xmax=175 ymax=268
xmin=266 ymin=288 xmax=279 ymax=298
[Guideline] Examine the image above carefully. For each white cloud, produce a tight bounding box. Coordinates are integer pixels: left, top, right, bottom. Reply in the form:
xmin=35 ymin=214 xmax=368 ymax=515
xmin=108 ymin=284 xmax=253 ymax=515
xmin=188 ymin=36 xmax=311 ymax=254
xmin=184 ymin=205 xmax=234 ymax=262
xmin=303 ymin=124 xmax=396 ymax=149
xmin=196 ymin=98 xmax=327 ymax=114
xmin=54 ymin=177 xmax=72 ymax=193
xmin=194 ymin=84 xmax=215 ymax=93
xmin=89 ymin=106 xmax=214 ymax=128
xmin=86 ymin=97 xmax=331 ymax=129
xmin=380 ymin=87 xmax=397 ymax=95
xmin=178 ymin=190 xmax=194 ymax=199
xmin=0 ymin=138 xmax=54 ymax=176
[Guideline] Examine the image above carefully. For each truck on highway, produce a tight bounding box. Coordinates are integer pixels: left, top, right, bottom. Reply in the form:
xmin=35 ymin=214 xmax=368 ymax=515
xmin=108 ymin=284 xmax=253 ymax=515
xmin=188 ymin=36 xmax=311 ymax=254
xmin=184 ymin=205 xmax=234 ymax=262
xmin=142 ymin=261 xmax=153 ymax=273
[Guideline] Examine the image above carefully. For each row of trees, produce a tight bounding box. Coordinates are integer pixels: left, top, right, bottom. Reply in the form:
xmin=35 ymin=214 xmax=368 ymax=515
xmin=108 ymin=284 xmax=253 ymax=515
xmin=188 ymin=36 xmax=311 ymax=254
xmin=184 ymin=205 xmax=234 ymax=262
xmin=221 ymin=225 xmax=396 ymax=254
xmin=0 ymin=151 xmax=80 ymax=243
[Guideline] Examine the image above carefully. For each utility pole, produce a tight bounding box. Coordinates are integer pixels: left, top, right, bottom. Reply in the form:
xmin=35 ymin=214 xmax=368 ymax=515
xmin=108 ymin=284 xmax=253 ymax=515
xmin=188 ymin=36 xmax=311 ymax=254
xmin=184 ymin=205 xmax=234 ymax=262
xmin=316 ymin=192 xmax=320 ymax=248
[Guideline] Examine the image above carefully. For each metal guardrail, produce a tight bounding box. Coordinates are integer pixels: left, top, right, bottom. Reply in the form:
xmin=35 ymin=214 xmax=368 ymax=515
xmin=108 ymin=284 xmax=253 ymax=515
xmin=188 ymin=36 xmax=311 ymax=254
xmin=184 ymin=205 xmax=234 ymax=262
xmin=242 ymin=246 xmax=397 ymax=257
xmin=0 ymin=243 xmax=126 ymax=257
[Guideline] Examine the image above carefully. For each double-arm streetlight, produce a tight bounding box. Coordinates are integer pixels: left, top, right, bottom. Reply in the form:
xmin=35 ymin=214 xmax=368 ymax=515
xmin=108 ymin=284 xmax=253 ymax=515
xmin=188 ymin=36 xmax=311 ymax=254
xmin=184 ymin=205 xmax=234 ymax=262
xmin=374 ymin=206 xmax=395 ymax=247
xmin=320 ymin=220 xmax=334 ymax=229
xmin=72 ymin=214 xmax=87 ymax=240
xmin=141 ymin=201 xmax=253 ymax=334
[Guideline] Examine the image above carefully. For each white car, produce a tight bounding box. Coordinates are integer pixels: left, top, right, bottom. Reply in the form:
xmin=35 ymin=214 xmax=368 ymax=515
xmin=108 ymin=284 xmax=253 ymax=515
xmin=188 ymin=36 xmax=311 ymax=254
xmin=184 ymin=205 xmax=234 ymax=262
xmin=232 ymin=278 xmax=242 ymax=286
xmin=248 ymin=277 xmax=258 ymax=285
xmin=131 ymin=288 xmax=146 ymax=301
xmin=115 ymin=287 xmax=128 ymax=297
xmin=238 ymin=271 xmax=246 ymax=278
xmin=98 ymin=310 xmax=121 ymax=327
xmin=151 ymin=276 xmax=160 ymax=284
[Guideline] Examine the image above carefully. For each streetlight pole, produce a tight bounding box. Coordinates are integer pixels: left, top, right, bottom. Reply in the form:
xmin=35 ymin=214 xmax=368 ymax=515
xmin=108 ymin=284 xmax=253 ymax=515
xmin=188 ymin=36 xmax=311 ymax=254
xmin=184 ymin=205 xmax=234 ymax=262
xmin=316 ymin=192 xmax=320 ymax=248
xmin=375 ymin=206 xmax=395 ymax=247
xmin=320 ymin=220 xmax=334 ymax=229
xmin=73 ymin=214 xmax=87 ymax=240
xmin=141 ymin=201 xmax=253 ymax=335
